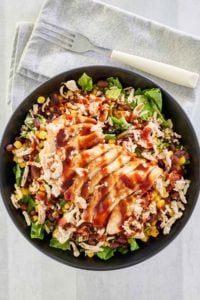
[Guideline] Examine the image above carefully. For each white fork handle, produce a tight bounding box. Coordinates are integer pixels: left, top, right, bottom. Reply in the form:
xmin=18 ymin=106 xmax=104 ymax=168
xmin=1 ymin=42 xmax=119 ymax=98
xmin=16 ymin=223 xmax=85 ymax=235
xmin=110 ymin=50 xmax=199 ymax=88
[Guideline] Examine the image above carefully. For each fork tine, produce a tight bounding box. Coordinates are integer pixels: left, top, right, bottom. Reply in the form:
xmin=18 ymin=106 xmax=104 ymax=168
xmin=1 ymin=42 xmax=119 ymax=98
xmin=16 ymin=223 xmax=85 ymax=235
xmin=36 ymin=31 xmax=72 ymax=51
xmin=40 ymin=26 xmax=74 ymax=44
xmin=40 ymin=21 xmax=76 ymax=39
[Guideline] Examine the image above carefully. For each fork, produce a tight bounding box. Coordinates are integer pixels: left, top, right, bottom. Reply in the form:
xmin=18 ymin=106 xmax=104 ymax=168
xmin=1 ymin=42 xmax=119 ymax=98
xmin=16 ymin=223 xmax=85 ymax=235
xmin=38 ymin=21 xmax=199 ymax=88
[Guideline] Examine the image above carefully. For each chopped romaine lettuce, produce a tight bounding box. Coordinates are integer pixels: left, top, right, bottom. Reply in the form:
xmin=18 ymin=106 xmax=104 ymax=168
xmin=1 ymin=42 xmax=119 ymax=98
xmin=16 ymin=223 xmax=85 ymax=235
xmin=135 ymin=148 xmax=142 ymax=157
xmin=118 ymin=247 xmax=129 ymax=255
xmin=104 ymin=133 xmax=116 ymax=140
xmin=161 ymin=118 xmax=172 ymax=128
xmin=143 ymin=88 xmax=162 ymax=111
xmin=13 ymin=164 xmax=22 ymax=186
xmin=107 ymin=77 xmax=122 ymax=89
xmin=129 ymin=238 xmax=139 ymax=251
xmin=111 ymin=116 xmax=131 ymax=131
xmin=20 ymin=195 xmax=35 ymax=212
xmin=50 ymin=238 xmax=70 ymax=251
xmin=125 ymin=88 xmax=170 ymax=126
xmin=96 ymin=247 xmax=116 ymax=260
xmin=134 ymin=88 xmax=142 ymax=95
xmin=38 ymin=115 xmax=46 ymax=125
xmin=31 ymin=223 xmax=44 ymax=240
xmin=105 ymin=87 xmax=121 ymax=99
xmin=59 ymin=199 xmax=66 ymax=208
xmin=134 ymin=87 xmax=162 ymax=111
xmin=105 ymin=77 xmax=122 ymax=99
xmin=24 ymin=114 xmax=34 ymax=130
xmin=135 ymin=95 xmax=154 ymax=120
xmin=78 ymin=73 xmax=93 ymax=91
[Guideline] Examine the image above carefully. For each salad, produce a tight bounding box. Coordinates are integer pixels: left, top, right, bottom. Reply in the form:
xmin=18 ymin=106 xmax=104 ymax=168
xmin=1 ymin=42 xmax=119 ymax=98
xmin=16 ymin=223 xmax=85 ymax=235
xmin=6 ymin=73 xmax=190 ymax=260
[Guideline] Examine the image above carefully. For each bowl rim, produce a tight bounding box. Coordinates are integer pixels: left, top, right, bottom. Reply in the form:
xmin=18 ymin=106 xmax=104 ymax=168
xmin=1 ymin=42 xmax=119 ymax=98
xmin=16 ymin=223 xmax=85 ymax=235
xmin=1 ymin=65 xmax=200 ymax=270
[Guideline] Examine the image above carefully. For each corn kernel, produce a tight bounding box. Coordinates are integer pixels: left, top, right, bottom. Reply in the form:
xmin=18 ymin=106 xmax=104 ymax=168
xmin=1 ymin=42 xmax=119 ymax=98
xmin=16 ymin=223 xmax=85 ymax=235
xmin=156 ymin=199 xmax=165 ymax=209
xmin=168 ymin=150 xmax=173 ymax=156
xmin=15 ymin=193 xmax=21 ymax=200
xmin=39 ymin=185 xmax=46 ymax=192
xmin=70 ymin=110 xmax=77 ymax=116
xmin=21 ymin=188 xmax=29 ymax=195
xmin=14 ymin=141 xmax=22 ymax=149
xmin=162 ymin=188 xmax=169 ymax=198
xmin=19 ymin=162 xmax=26 ymax=168
xmin=37 ymin=96 xmax=46 ymax=104
xmin=14 ymin=157 xmax=24 ymax=164
xmin=144 ymin=226 xmax=151 ymax=236
xmin=63 ymin=203 xmax=70 ymax=211
xmin=39 ymin=141 xmax=44 ymax=148
xmin=13 ymin=156 xmax=18 ymax=162
xmin=66 ymin=90 xmax=73 ymax=97
xmin=104 ymin=241 xmax=109 ymax=247
xmin=92 ymin=89 xmax=97 ymax=95
xmin=87 ymin=252 xmax=94 ymax=258
xmin=53 ymin=228 xmax=58 ymax=238
xmin=141 ymin=235 xmax=149 ymax=242
xmin=32 ymin=216 xmax=38 ymax=222
xmin=154 ymin=194 xmax=161 ymax=202
xmin=35 ymin=130 xmax=47 ymax=140
xmin=57 ymin=95 xmax=63 ymax=101
xmin=108 ymin=139 xmax=116 ymax=144
xmin=151 ymin=191 xmax=157 ymax=201
xmin=150 ymin=226 xmax=159 ymax=237
xmin=179 ymin=156 xmax=186 ymax=165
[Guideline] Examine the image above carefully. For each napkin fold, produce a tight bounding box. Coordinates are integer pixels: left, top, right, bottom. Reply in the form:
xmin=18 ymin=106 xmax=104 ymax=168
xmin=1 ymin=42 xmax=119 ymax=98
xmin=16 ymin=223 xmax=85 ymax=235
xmin=10 ymin=0 xmax=200 ymax=117
xmin=8 ymin=22 xmax=39 ymax=109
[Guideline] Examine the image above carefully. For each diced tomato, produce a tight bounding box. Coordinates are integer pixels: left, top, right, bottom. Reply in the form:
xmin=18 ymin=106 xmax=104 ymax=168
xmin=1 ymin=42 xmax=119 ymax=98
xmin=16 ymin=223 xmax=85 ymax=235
xmin=58 ymin=217 xmax=67 ymax=227
xmin=141 ymin=127 xmax=152 ymax=140
xmin=140 ymin=127 xmax=153 ymax=148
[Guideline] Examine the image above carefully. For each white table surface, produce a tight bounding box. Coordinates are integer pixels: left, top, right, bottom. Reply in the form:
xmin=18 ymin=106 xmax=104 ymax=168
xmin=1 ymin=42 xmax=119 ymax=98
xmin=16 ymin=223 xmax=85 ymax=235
xmin=0 ymin=1 xmax=200 ymax=300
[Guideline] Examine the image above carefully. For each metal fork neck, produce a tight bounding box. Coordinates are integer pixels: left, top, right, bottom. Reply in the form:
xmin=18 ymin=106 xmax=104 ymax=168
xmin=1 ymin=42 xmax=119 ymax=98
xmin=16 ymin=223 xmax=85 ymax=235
xmin=90 ymin=45 xmax=111 ymax=56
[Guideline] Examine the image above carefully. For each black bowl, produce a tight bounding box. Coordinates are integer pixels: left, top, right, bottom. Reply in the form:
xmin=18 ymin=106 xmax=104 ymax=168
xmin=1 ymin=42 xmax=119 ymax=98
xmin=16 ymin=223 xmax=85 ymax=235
xmin=0 ymin=66 xmax=199 ymax=270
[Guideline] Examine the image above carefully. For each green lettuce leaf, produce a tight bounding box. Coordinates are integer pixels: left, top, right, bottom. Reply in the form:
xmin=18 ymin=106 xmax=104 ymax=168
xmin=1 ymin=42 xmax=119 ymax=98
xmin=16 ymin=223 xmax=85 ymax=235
xmin=20 ymin=195 xmax=35 ymax=212
xmin=107 ymin=77 xmax=122 ymax=89
xmin=30 ymin=223 xmax=44 ymax=240
xmin=105 ymin=87 xmax=121 ymax=99
xmin=135 ymin=148 xmax=142 ymax=157
xmin=13 ymin=164 xmax=22 ymax=186
xmin=24 ymin=114 xmax=34 ymax=130
xmin=78 ymin=73 xmax=93 ymax=91
xmin=38 ymin=115 xmax=46 ymax=125
xmin=118 ymin=247 xmax=129 ymax=255
xmin=111 ymin=116 xmax=131 ymax=131
xmin=59 ymin=198 xmax=66 ymax=208
xmin=104 ymin=133 xmax=116 ymax=140
xmin=135 ymin=95 xmax=154 ymax=120
xmin=105 ymin=77 xmax=122 ymax=99
xmin=129 ymin=238 xmax=139 ymax=251
xmin=50 ymin=238 xmax=71 ymax=251
xmin=143 ymin=88 xmax=162 ymax=111
xmin=97 ymin=247 xmax=116 ymax=260
xmin=134 ymin=88 xmax=142 ymax=95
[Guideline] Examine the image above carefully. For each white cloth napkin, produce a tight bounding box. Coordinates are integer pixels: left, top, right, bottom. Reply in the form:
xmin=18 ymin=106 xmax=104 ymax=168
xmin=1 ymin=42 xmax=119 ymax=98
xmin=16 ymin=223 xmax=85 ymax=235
xmin=10 ymin=0 xmax=200 ymax=117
